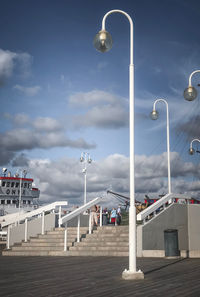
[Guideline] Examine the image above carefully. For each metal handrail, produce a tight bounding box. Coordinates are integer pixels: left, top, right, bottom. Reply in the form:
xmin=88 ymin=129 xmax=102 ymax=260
xmin=137 ymin=193 xmax=190 ymax=222
xmin=1 ymin=201 xmax=68 ymax=228
xmin=59 ymin=196 xmax=106 ymax=251
xmin=59 ymin=197 xmax=103 ymax=225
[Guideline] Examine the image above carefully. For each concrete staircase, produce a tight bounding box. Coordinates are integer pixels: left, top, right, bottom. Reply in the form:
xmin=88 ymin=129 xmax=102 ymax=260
xmin=2 ymin=227 xmax=88 ymax=256
xmin=2 ymin=226 xmax=129 ymax=256
xmin=68 ymin=225 xmax=129 ymax=256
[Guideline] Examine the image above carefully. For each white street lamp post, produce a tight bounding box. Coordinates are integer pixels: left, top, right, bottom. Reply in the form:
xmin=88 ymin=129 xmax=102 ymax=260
xmin=189 ymin=138 xmax=200 ymax=155
xmin=184 ymin=70 xmax=200 ymax=101
xmin=93 ymin=9 xmax=144 ymax=280
xmin=18 ymin=169 xmax=27 ymax=212
xmin=151 ymin=99 xmax=171 ymax=194
xmin=80 ymin=152 xmax=92 ymax=205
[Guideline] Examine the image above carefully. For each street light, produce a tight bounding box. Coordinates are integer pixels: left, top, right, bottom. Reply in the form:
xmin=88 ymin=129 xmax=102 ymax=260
xmin=150 ymin=99 xmax=171 ymax=194
xmin=183 ymin=70 xmax=200 ymax=101
xmin=189 ymin=138 xmax=200 ymax=155
xmin=80 ymin=152 xmax=92 ymax=205
xmin=18 ymin=169 xmax=27 ymax=212
xmin=94 ymin=10 xmax=144 ymax=280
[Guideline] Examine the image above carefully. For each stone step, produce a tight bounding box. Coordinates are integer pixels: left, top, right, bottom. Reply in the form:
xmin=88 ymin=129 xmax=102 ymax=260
xmin=48 ymin=229 xmax=88 ymax=235
xmin=74 ymin=241 xmax=128 ymax=247
xmin=69 ymin=246 xmax=128 ymax=252
xmin=82 ymin=236 xmax=128 ymax=242
xmin=2 ymin=250 xmax=50 ymax=256
xmin=29 ymin=236 xmax=80 ymax=242
xmin=12 ymin=246 xmax=65 ymax=251
xmin=94 ymin=226 xmax=128 ymax=231
xmin=85 ymin=233 xmax=128 ymax=238
xmin=49 ymin=250 xmax=128 ymax=257
xmin=21 ymin=242 xmax=70 ymax=247
xmin=37 ymin=234 xmax=83 ymax=239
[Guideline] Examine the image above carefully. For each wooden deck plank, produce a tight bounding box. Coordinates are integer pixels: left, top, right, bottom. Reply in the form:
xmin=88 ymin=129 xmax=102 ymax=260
xmin=0 ymin=257 xmax=200 ymax=296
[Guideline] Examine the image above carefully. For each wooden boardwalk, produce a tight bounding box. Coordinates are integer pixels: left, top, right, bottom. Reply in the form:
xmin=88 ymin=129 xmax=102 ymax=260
xmin=0 ymin=256 xmax=200 ymax=296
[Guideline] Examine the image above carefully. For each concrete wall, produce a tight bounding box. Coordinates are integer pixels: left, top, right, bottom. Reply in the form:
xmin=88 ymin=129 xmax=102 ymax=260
xmin=188 ymin=204 xmax=200 ymax=251
xmin=10 ymin=213 xmax=56 ymax=246
xmin=142 ymin=204 xmax=188 ymax=251
xmin=64 ymin=213 xmax=90 ymax=227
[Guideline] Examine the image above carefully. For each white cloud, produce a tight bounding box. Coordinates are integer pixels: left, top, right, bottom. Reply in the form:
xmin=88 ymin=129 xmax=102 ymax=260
xmin=24 ymin=152 xmax=200 ymax=205
xmin=69 ymin=90 xmax=128 ymax=130
xmin=13 ymin=84 xmax=41 ymax=96
xmin=0 ymin=49 xmax=32 ymax=84
xmin=69 ymin=90 xmax=126 ymax=107
xmin=33 ymin=117 xmax=61 ymax=132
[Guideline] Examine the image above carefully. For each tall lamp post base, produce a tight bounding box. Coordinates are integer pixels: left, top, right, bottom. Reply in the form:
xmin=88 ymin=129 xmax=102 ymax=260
xmin=122 ymin=269 xmax=144 ymax=280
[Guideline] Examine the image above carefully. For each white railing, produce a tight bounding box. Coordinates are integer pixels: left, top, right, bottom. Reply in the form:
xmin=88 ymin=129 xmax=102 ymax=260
xmin=59 ymin=196 xmax=105 ymax=251
xmin=137 ymin=193 xmax=190 ymax=225
xmin=4 ymin=201 xmax=68 ymax=249
xmin=1 ymin=201 xmax=68 ymax=228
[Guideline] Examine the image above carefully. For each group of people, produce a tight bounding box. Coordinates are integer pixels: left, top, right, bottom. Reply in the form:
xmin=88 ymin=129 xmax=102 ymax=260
xmin=90 ymin=204 xmax=122 ymax=227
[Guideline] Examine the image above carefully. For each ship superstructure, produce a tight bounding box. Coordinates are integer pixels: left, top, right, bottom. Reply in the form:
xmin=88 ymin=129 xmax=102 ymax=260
xmin=0 ymin=170 xmax=40 ymax=215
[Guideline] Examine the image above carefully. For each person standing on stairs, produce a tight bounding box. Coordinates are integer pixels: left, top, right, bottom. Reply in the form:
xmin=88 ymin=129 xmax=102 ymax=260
xmin=90 ymin=204 xmax=98 ymax=228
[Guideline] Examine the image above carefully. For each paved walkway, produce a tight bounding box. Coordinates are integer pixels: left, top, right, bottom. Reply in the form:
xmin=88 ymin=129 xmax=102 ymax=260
xmin=0 ymin=256 xmax=200 ymax=296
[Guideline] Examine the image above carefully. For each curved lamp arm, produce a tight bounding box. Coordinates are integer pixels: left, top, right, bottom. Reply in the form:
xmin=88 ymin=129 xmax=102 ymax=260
xmin=190 ymin=138 xmax=200 ymax=150
xmin=152 ymin=98 xmax=171 ymax=194
xmin=102 ymin=10 xmax=133 ymax=65
xmin=189 ymin=70 xmax=200 ymax=87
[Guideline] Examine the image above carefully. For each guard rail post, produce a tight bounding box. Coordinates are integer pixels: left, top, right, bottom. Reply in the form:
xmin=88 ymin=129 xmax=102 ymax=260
xmin=77 ymin=215 xmax=80 ymax=243
xmin=58 ymin=206 xmax=62 ymax=227
xmin=64 ymin=224 xmax=67 ymax=251
xmin=100 ymin=206 xmax=102 ymax=227
xmin=25 ymin=218 xmax=28 ymax=242
xmin=42 ymin=211 xmax=45 ymax=235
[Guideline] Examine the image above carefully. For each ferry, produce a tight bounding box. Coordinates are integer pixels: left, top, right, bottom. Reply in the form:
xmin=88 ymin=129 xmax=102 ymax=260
xmin=0 ymin=168 xmax=40 ymax=216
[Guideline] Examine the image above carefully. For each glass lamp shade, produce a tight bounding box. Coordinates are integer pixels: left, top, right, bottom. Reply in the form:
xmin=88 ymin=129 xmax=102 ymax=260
xmin=80 ymin=156 xmax=84 ymax=162
xmin=93 ymin=30 xmax=113 ymax=53
xmin=183 ymin=86 xmax=197 ymax=101
xmin=150 ymin=110 xmax=159 ymax=120
xmin=189 ymin=148 xmax=195 ymax=155
xmin=88 ymin=158 xmax=92 ymax=164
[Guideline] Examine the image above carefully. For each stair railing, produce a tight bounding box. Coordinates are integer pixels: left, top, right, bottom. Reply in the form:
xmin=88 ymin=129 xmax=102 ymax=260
xmin=137 ymin=193 xmax=190 ymax=225
xmin=59 ymin=196 xmax=105 ymax=251
xmin=4 ymin=201 xmax=68 ymax=249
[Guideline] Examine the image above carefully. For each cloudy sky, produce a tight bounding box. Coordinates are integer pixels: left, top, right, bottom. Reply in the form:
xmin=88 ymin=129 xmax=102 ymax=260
xmin=1 ymin=0 xmax=200 ymax=206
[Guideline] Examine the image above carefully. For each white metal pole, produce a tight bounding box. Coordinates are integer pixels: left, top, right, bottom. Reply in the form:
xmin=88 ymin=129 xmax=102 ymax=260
xmin=89 ymin=211 xmax=92 ymax=234
xmin=190 ymin=138 xmax=200 ymax=150
xmin=77 ymin=215 xmax=80 ymax=242
xmin=166 ymin=102 xmax=171 ymax=194
xmin=25 ymin=218 xmax=28 ymax=242
xmin=101 ymin=10 xmax=143 ymax=279
xmin=189 ymin=70 xmax=200 ymax=86
xmin=100 ymin=206 xmax=102 ymax=227
xmin=64 ymin=223 xmax=67 ymax=251
xmin=84 ymin=165 xmax=87 ymax=205
xmin=19 ymin=175 xmax=22 ymax=212
xmin=153 ymin=99 xmax=171 ymax=194
xmin=7 ymin=225 xmax=11 ymax=249
xmin=42 ymin=211 xmax=45 ymax=235
xmin=59 ymin=206 xmax=62 ymax=228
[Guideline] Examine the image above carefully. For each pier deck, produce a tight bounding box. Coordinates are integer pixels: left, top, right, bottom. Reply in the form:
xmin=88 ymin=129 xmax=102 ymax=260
xmin=0 ymin=256 xmax=200 ymax=296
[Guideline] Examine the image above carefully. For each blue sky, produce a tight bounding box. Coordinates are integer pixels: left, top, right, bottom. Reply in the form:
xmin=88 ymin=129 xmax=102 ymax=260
xmin=0 ymin=0 xmax=200 ymax=205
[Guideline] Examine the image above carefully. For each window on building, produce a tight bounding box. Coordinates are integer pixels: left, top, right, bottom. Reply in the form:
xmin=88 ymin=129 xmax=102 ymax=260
xmin=2 ymin=181 xmax=6 ymax=187
xmin=11 ymin=182 xmax=15 ymax=187
xmin=6 ymin=182 xmax=10 ymax=187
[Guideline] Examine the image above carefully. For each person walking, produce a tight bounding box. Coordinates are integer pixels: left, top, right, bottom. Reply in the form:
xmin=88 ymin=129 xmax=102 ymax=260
xmin=90 ymin=204 xmax=98 ymax=228
xmin=117 ymin=205 xmax=122 ymax=225
xmin=110 ymin=208 xmax=117 ymax=225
